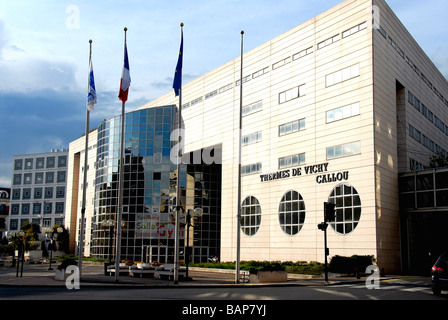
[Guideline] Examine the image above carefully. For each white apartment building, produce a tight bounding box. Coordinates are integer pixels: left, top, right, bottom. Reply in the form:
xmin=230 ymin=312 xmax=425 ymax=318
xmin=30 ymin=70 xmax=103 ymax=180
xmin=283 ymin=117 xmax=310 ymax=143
xmin=8 ymin=150 xmax=68 ymax=236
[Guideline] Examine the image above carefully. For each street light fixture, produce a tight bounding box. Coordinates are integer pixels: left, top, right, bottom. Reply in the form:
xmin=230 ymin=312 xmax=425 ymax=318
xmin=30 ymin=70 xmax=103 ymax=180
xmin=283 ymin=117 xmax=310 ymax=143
xmin=45 ymin=227 xmax=63 ymax=270
xmin=100 ymin=218 xmax=126 ymax=275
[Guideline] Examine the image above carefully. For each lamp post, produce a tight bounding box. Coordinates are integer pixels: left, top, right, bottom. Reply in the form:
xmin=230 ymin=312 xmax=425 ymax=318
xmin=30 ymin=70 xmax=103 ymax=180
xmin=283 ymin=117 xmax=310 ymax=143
xmin=101 ymin=219 xmax=115 ymax=269
xmin=185 ymin=207 xmax=203 ymax=280
xmin=15 ymin=231 xmax=25 ymax=277
xmin=100 ymin=219 xmax=126 ymax=275
xmin=45 ymin=227 xmax=63 ymax=270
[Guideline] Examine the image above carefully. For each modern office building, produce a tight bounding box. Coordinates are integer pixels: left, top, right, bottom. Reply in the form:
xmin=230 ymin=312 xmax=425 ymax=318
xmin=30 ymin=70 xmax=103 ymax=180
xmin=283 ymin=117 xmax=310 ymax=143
xmin=65 ymin=0 xmax=448 ymax=273
xmin=8 ymin=150 xmax=68 ymax=237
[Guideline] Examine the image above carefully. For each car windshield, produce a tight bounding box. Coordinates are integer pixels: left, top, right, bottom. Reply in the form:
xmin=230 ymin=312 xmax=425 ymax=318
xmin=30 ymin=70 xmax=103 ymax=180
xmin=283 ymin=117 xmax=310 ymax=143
xmin=435 ymin=254 xmax=448 ymax=268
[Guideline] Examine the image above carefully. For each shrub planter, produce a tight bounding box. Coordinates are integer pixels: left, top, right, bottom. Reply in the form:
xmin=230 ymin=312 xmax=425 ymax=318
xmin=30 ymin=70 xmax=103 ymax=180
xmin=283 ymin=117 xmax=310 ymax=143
xmin=249 ymin=271 xmax=288 ymax=283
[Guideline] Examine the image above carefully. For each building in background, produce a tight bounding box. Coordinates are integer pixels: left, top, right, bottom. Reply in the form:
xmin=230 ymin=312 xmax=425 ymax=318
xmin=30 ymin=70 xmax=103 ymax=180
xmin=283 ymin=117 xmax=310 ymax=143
xmin=8 ymin=150 xmax=68 ymax=240
xmin=0 ymin=188 xmax=10 ymax=238
xmin=65 ymin=0 xmax=448 ymax=273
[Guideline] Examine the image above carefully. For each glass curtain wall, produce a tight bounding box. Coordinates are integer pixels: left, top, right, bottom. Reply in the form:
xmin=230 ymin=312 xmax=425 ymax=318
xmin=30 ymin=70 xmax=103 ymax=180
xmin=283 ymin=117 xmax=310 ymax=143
xmin=90 ymin=106 xmax=222 ymax=264
xmin=91 ymin=106 xmax=186 ymax=263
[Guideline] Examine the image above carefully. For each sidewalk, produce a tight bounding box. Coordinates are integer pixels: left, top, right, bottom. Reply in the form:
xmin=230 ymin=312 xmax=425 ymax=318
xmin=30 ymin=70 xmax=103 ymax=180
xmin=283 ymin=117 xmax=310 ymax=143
xmin=0 ymin=261 xmax=375 ymax=288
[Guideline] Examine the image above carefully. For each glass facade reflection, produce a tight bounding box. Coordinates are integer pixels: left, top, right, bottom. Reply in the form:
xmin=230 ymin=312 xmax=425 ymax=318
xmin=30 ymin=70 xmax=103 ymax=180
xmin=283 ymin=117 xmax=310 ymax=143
xmin=90 ymin=106 xmax=221 ymax=264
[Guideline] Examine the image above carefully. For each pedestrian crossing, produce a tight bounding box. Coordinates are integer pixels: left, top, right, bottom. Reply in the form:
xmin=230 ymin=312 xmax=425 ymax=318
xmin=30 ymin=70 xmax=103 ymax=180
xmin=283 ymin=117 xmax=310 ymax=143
xmin=329 ymin=280 xmax=432 ymax=294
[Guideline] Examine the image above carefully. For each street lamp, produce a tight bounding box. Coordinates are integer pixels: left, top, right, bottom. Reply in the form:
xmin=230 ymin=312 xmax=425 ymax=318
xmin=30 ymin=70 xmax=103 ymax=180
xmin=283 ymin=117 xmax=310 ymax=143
xmin=185 ymin=207 xmax=203 ymax=279
xmin=100 ymin=219 xmax=126 ymax=275
xmin=45 ymin=227 xmax=63 ymax=270
xmin=15 ymin=231 xmax=25 ymax=277
xmin=101 ymin=219 xmax=115 ymax=266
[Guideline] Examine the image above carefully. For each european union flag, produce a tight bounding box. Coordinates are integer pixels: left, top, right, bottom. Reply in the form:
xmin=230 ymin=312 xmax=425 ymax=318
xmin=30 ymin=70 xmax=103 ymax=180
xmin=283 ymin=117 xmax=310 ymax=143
xmin=173 ymin=29 xmax=183 ymax=97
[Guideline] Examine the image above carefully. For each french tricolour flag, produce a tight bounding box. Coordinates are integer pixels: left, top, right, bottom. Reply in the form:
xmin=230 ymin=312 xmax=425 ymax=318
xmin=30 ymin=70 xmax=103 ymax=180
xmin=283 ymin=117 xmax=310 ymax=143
xmin=118 ymin=43 xmax=131 ymax=103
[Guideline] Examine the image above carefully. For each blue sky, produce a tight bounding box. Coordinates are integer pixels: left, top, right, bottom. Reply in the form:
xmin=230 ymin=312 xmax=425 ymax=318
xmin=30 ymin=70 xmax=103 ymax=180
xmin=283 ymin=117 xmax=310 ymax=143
xmin=0 ymin=0 xmax=447 ymax=187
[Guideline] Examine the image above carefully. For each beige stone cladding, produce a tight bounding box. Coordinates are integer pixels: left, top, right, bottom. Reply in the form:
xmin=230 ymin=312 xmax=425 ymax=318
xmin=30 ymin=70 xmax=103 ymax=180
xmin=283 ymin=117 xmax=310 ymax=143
xmin=65 ymin=130 xmax=97 ymax=256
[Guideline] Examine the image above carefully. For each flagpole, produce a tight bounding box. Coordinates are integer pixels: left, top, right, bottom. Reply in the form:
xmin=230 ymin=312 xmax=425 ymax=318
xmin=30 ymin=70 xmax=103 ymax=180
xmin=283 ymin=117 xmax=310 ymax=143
xmin=174 ymin=22 xmax=184 ymax=285
xmin=235 ymin=30 xmax=244 ymax=284
xmin=78 ymin=39 xmax=93 ymax=278
xmin=115 ymin=27 xmax=128 ymax=283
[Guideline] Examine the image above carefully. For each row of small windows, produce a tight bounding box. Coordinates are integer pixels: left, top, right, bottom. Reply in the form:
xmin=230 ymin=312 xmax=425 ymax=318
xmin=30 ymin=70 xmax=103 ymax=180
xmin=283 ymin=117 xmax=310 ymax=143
xmin=11 ymin=186 xmax=65 ymax=200
xmin=326 ymin=102 xmax=360 ymax=123
xmin=326 ymin=64 xmax=360 ymax=87
xmin=242 ymin=131 xmax=262 ymax=146
xmin=408 ymin=91 xmax=448 ymax=138
xmin=279 ymin=118 xmax=306 ymax=136
xmin=182 ymin=21 xmax=368 ymax=110
xmin=326 ymin=141 xmax=361 ymax=160
xmin=9 ymin=217 xmax=64 ymax=231
xmin=10 ymin=202 xmax=65 ymax=215
xmin=279 ymin=84 xmax=306 ymax=104
xmin=241 ymin=162 xmax=262 ymax=176
xmin=242 ymin=141 xmax=360 ymax=175
xmin=14 ymin=156 xmax=67 ymax=171
xmin=240 ymin=184 xmax=362 ymax=237
xmin=409 ymin=124 xmax=447 ymax=157
xmin=378 ymin=25 xmax=448 ymax=108
xmin=279 ymin=153 xmax=306 ymax=169
xmin=12 ymin=171 xmax=66 ymax=185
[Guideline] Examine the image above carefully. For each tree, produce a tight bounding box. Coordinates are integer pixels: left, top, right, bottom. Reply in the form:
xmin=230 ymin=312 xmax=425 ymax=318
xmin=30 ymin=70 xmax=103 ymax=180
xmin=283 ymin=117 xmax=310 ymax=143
xmin=9 ymin=221 xmax=41 ymax=252
xmin=429 ymin=153 xmax=448 ymax=168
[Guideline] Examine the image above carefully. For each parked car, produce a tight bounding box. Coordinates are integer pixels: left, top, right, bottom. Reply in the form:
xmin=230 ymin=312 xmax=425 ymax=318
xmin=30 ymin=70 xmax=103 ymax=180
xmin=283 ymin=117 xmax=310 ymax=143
xmin=431 ymin=253 xmax=448 ymax=295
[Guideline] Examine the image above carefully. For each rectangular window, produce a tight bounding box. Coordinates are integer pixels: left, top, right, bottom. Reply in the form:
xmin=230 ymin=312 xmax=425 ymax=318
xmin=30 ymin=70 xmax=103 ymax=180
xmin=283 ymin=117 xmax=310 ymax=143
xmin=219 ymin=83 xmax=233 ymax=94
xmin=252 ymin=67 xmax=269 ymax=79
xmin=9 ymin=219 xmax=18 ymax=230
xmin=292 ymin=47 xmax=313 ymax=61
xmin=279 ymin=153 xmax=306 ymax=169
xmin=33 ymin=203 xmax=41 ymax=215
xmin=58 ymin=156 xmax=67 ymax=168
xmin=242 ymin=131 xmax=262 ymax=146
xmin=14 ymin=159 xmax=23 ymax=170
xmin=273 ymin=57 xmax=291 ymax=70
xmin=46 ymin=157 xmax=55 ymax=168
xmin=23 ymin=173 xmax=32 ymax=185
xmin=57 ymin=171 xmax=66 ymax=183
xmin=22 ymin=188 xmax=31 ymax=200
xmin=327 ymin=141 xmax=361 ymax=160
xmin=242 ymin=163 xmax=262 ymax=176
xmin=12 ymin=189 xmax=20 ymax=200
xmin=191 ymin=96 xmax=203 ymax=106
xmin=205 ymin=90 xmax=218 ymax=99
xmin=279 ymin=119 xmax=305 ymax=136
xmin=45 ymin=187 xmax=53 ymax=199
xmin=34 ymin=188 xmax=42 ymax=199
xmin=326 ymin=64 xmax=360 ymax=87
xmin=25 ymin=158 xmax=33 ymax=170
xmin=342 ymin=21 xmax=367 ymax=38
xmin=44 ymin=202 xmax=52 ymax=215
xmin=35 ymin=172 xmax=43 ymax=184
xmin=55 ymin=202 xmax=64 ymax=214
xmin=318 ymin=34 xmax=339 ymax=50
xmin=36 ymin=157 xmax=45 ymax=169
xmin=56 ymin=186 xmax=65 ymax=198
xmin=279 ymin=84 xmax=305 ymax=104
xmin=326 ymin=102 xmax=360 ymax=123
xmin=242 ymin=101 xmax=262 ymax=117
xmin=45 ymin=172 xmax=54 ymax=183
xmin=236 ymin=75 xmax=251 ymax=86
xmin=13 ymin=174 xmax=22 ymax=185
